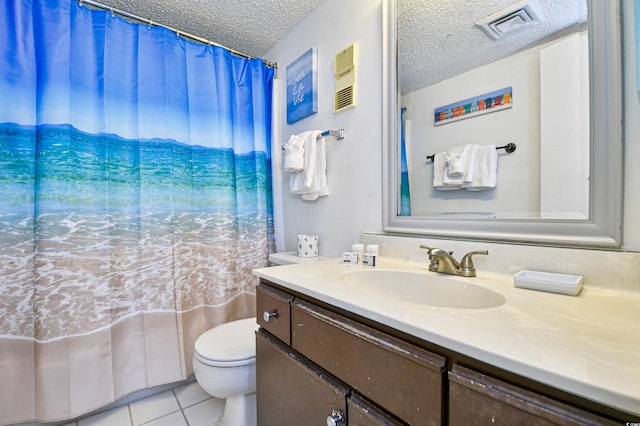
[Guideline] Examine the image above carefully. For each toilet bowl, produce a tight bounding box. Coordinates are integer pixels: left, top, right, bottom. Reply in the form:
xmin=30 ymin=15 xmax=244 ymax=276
xmin=193 ymin=317 xmax=258 ymax=426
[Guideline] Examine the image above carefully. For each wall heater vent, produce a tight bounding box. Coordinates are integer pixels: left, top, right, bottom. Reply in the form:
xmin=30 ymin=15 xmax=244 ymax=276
xmin=333 ymin=43 xmax=357 ymax=113
xmin=334 ymin=85 xmax=355 ymax=113
xmin=334 ymin=43 xmax=356 ymax=76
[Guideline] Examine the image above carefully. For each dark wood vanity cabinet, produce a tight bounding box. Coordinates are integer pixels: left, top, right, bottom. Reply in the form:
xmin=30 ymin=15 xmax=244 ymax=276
xmin=291 ymin=299 xmax=445 ymax=425
xmin=348 ymin=393 xmax=407 ymax=426
xmin=256 ymin=281 xmax=444 ymax=425
xmin=448 ymin=365 xmax=618 ymax=426
xmin=256 ymin=330 xmax=348 ymax=424
xmin=256 ymin=284 xmax=292 ymax=345
xmin=256 ymin=330 xmax=404 ymax=426
xmin=256 ymin=280 xmax=630 ymax=426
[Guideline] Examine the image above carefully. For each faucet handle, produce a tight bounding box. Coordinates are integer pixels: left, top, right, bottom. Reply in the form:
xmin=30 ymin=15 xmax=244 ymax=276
xmin=420 ymin=245 xmax=453 ymax=256
xmin=459 ymin=250 xmax=489 ymax=277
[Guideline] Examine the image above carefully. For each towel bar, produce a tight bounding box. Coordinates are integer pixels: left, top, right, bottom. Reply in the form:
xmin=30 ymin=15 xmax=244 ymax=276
xmin=426 ymin=143 xmax=516 ymax=161
xmin=282 ymin=129 xmax=345 ymax=150
xmin=318 ymin=129 xmax=345 ymax=140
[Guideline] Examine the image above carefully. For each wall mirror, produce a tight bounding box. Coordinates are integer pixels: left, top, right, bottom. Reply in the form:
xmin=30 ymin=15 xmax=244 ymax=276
xmin=382 ymin=0 xmax=623 ymax=247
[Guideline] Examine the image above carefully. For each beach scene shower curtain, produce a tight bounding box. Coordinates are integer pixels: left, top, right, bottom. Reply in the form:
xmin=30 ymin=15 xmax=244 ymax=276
xmin=0 ymin=0 xmax=274 ymax=423
xmin=399 ymin=108 xmax=411 ymax=216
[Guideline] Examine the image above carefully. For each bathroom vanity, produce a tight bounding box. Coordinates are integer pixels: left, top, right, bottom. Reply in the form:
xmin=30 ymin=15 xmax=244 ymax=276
xmin=253 ymin=257 xmax=640 ymax=425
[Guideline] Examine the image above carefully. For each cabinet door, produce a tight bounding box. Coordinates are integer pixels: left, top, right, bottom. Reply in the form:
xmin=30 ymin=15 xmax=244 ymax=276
xmin=256 ymin=283 xmax=292 ymax=345
xmin=292 ymin=300 xmax=445 ymax=426
xmin=348 ymin=393 xmax=406 ymax=426
xmin=256 ymin=329 xmax=348 ymax=425
xmin=448 ymin=365 xmax=618 ymax=426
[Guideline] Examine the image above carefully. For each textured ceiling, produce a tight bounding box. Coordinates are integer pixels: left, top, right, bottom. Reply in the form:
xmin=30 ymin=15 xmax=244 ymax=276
xmin=86 ymin=0 xmax=586 ymax=95
xmin=91 ymin=0 xmax=325 ymax=59
xmin=399 ymin=0 xmax=587 ymax=94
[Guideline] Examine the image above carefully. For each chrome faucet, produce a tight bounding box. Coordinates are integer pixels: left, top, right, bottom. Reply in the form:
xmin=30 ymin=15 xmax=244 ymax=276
xmin=419 ymin=245 xmax=488 ymax=277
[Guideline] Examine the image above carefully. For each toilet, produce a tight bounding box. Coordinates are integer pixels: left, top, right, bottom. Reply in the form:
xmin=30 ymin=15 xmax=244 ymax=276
xmin=193 ymin=317 xmax=258 ymax=426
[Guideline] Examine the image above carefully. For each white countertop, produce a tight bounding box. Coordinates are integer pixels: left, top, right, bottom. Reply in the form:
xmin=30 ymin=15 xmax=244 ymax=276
xmin=268 ymin=251 xmax=330 ymax=265
xmin=253 ymin=257 xmax=640 ymax=416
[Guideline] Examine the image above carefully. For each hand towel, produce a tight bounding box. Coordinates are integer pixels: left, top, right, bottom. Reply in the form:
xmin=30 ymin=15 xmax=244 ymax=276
xmin=283 ymin=134 xmax=304 ymax=172
xmin=301 ymin=134 xmax=329 ymax=201
xmin=443 ymin=144 xmax=469 ymax=176
xmin=464 ymin=144 xmax=498 ymax=191
xmin=441 ymin=144 xmax=477 ymax=188
xmin=433 ymin=152 xmax=460 ymax=190
xmin=289 ymin=130 xmax=322 ymax=195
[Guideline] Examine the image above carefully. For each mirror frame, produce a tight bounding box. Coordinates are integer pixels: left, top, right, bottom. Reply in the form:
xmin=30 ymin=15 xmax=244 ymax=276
xmin=382 ymin=0 xmax=623 ymax=248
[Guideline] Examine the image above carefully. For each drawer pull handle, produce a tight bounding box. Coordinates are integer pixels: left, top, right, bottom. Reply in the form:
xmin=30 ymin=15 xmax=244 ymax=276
xmin=263 ymin=310 xmax=278 ymax=322
xmin=326 ymin=410 xmax=345 ymax=426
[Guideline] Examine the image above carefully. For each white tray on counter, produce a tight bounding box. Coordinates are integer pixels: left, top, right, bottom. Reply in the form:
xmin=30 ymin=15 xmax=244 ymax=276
xmin=513 ymin=270 xmax=583 ymax=296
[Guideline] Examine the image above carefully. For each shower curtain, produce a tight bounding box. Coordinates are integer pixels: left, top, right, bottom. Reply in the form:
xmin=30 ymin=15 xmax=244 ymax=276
xmin=399 ymin=108 xmax=411 ymax=216
xmin=0 ymin=0 xmax=274 ymax=423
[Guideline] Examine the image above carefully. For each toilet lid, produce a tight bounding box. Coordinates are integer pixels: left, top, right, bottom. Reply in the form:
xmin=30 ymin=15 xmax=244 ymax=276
xmin=194 ymin=318 xmax=258 ymax=367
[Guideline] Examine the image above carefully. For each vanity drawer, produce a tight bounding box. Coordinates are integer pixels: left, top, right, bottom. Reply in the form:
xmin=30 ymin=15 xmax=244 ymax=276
xmin=256 ymin=330 xmax=348 ymax=425
xmin=291 ymin=300 xmax=445 ymax=426
xmin=348 ymin=393 xmax=405 ymax=426
xmin=256 ymin=283 xmax=293 ymax=345
xmin=449 ymin=365 xmax=619 ymax=425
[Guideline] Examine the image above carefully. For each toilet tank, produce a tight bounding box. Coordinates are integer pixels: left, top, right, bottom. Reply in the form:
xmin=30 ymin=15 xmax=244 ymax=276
xmin=268 ymin=251 xmax=329 ymax=266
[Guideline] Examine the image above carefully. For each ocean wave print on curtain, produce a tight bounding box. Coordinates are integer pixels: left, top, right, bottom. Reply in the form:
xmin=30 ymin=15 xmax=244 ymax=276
xmin=0 ymin=0 xmax=274 ymax=423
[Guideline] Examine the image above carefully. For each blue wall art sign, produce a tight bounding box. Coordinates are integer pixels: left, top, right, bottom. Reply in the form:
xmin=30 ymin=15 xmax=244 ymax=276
xmin=286 ymin=47 xmax=318 ymax=124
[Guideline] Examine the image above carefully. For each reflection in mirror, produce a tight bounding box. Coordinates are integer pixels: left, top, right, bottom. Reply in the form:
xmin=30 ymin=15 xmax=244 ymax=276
xmin=382 ymin=0 xmax=623 ymax=247
xmin=400 ymin=0 xmax=588 ymax=219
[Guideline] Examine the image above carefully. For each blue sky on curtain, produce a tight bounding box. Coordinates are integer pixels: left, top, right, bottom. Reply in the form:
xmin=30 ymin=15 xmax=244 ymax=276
xmin=0 ymin=0 xmax=274 ymax=422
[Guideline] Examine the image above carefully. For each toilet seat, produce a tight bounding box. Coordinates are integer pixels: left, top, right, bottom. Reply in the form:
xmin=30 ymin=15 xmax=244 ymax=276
xmin=194 ymin=318 xmax=258 ymax=367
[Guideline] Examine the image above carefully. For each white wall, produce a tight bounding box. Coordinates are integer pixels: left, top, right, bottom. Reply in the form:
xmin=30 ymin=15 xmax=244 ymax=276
xmin=266 ymin=0 xmax=383 ymax=257
xmin=539 ymin=32 xmax=590 ymax=219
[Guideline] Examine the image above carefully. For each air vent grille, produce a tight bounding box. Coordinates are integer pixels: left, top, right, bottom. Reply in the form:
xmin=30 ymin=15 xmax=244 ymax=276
xmin=334 ymin=44 xmax=356 ymax=76
xmin=475 ymin=0 xmax=547 ymax=40
xmin=334 ymin=85 xmax=355 ymax=112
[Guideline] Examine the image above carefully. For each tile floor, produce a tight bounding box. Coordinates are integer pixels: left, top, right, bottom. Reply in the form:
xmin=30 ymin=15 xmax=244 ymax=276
xmin=52 ymin=381 xmax=225 ymax=426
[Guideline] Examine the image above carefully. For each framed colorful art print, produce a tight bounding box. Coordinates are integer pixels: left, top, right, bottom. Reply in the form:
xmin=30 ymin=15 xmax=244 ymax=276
xmin=434 ymin=87 xmax=512 ymax=126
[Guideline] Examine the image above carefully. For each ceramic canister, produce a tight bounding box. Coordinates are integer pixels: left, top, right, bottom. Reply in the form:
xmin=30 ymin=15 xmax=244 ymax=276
xmin=297 ymin=234 xmax=319 ymax=258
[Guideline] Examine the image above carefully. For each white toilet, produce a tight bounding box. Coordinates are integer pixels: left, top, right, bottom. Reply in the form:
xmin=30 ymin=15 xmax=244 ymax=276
xmin=193 ymin=317 xmax=258 ymax=426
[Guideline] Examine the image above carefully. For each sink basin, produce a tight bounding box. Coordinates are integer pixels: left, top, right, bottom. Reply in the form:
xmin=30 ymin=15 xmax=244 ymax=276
xmin=338 ymin=269 xmax=505 ymax=309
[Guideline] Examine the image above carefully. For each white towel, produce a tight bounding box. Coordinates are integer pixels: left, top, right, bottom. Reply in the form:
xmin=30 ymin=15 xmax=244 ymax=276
xmin=289 ymin=131 xmax=319 ymax=194
xmin=283 ymin=134 xmax=304 ymax=172
xmin=301 ymin=135 xmax=328 ymax=201
xmin=464 ymin=144 xmax=498 ymax=191
xmin=289 ymin=130 xmax=328 ymax=200
xmin=443 ymin=144 xmax=469 ymax=176
xmin=433 ymin=152 xmax=459 ymax=190
xmin=443 ymin=144 xmax=477 ymax=187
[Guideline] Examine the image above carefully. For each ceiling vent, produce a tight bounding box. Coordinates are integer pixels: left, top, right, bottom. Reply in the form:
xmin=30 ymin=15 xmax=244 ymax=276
xmin=475 ymin=0 xmax=547 ymax=40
